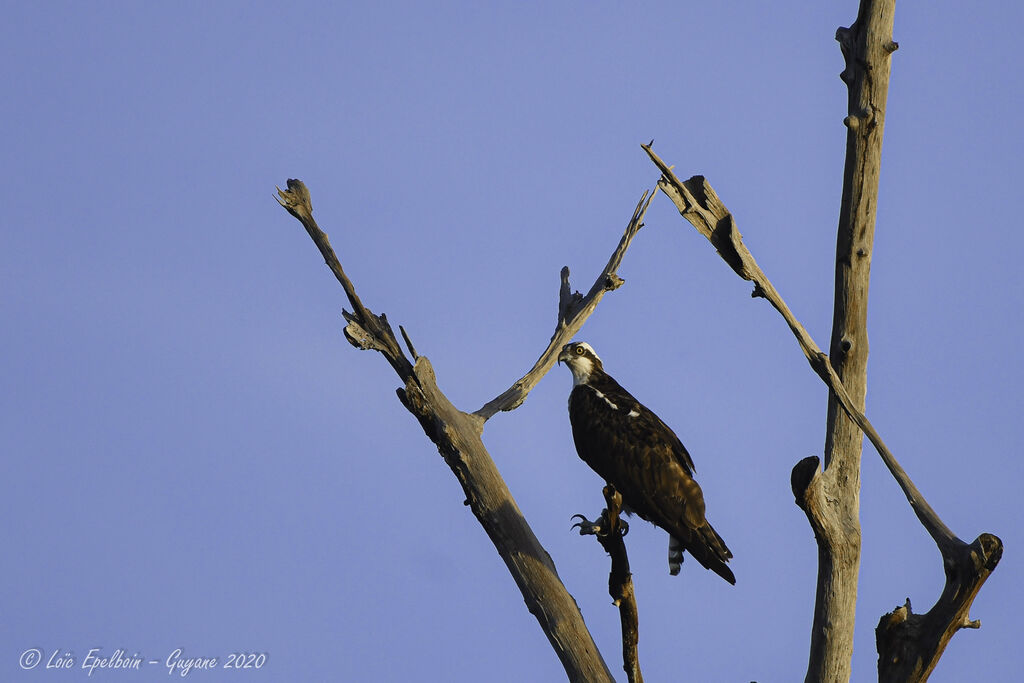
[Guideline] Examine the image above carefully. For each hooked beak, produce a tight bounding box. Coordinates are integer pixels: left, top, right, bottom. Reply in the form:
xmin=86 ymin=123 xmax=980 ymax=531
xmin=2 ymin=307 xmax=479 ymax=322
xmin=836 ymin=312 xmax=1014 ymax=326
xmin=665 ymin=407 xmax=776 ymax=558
xmin=557 ymin=344 xmax=572 ymax=366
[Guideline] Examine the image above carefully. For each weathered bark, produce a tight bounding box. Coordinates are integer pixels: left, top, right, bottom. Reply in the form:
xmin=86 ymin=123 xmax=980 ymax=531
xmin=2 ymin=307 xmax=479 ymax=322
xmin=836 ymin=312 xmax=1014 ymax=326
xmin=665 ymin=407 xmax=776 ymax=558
xmin=645 ymin=32 xmax=1001 ymax=672
xmin=875 ymin=531 xmax=1001 ymax=682
xmin=395 ymin=358 xmax=612 ymax=682
xmin=276 ymin=179 xmax=656 ymax=682
xmin=806 ymin=2 xmax=898 ymax=678
xmin=644 ymin=141 xmax=870 ymax=680
xmin=277 ymin=2 xmax=1005 ymax=673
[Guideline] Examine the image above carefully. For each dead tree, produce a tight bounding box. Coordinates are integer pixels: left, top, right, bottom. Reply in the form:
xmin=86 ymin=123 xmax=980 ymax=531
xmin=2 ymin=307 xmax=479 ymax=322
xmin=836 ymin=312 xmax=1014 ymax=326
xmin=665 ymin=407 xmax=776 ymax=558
xmin=277 ymin=179 xmax=663 ymax=682
xmin=640 ymin=1 xmax=1001 ymax=681
xmin=276 ymin=0 xmax=1000 ymax=680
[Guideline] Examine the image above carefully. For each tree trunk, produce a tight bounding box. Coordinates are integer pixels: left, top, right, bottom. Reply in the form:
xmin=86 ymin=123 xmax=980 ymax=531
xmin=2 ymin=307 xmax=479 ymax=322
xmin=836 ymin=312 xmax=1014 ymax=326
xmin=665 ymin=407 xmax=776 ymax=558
xmin=800 ymin=2 xmax=898 ymax=680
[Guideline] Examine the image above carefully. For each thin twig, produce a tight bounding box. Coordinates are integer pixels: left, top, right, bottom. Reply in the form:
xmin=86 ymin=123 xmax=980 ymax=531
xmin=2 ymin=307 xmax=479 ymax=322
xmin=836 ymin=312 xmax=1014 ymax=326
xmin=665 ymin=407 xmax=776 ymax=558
xmin=399 ymin=325 xmax=419 ymax=360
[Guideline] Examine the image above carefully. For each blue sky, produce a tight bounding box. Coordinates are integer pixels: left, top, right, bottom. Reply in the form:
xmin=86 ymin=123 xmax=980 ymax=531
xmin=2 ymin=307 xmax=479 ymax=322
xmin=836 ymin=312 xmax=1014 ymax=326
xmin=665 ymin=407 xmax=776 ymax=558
xmin=2 ymin=2 xmax=1021 ymax=681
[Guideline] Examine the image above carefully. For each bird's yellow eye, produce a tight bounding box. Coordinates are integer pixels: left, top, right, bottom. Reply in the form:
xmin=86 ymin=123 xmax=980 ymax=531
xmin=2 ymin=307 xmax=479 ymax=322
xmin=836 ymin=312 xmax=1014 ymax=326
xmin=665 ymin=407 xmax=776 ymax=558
xmin=575 ymin=346 xmax=584 ymax=355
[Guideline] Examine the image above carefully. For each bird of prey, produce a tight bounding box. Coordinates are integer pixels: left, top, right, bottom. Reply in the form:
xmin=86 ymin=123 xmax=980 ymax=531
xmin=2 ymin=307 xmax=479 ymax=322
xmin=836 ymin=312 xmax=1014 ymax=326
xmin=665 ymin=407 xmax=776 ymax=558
xmin=558 ymin=341 xmax=735 ymax=584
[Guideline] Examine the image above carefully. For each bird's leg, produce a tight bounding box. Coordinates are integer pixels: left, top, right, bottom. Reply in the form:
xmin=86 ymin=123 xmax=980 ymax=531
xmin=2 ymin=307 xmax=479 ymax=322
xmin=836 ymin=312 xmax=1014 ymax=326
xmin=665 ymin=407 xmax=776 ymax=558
xmin=602 ymin=485 xmax=629 ymax=537
xmin=571 ymin=485 xmax=630 ymax=538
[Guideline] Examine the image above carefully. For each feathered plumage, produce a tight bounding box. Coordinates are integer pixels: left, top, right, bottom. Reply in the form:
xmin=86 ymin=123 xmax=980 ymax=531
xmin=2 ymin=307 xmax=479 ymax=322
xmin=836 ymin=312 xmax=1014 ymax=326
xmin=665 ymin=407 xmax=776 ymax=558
xmin=558 ymin=341 xmax=735 ymax=584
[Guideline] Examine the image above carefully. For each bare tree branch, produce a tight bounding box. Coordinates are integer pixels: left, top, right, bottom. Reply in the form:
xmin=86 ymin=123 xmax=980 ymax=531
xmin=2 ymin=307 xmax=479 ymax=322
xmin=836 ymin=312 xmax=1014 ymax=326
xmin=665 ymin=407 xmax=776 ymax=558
xmin=643 ymin=144 xmax=863 ymax=681
xmin=276 ymin=180 xmax=411 ymax=378
xmin=642 ymin=147 xmax=960 ymax=548
xmin=573 ymin=486 xmax=643 ymax=683
xmin=645 ymin=133 xmax=1000 ymax=680
xmin=475 ymin=189 xmax=656 ymax=419
xmin=276 ymin=179 xmax=614 ymax=683
xmin=875 ymin=533 xmax=1001 ymax=683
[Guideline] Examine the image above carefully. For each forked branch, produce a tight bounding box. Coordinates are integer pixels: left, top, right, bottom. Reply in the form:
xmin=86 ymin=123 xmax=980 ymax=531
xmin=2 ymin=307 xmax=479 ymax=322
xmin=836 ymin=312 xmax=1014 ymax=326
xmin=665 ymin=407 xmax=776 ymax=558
xmin=276 ymin=179 xmax=614 ymax=682
xmin=476 ymin=189 xmax=656 ymax=419
xmin=875 ymin=533 xmax=1001 ymax=682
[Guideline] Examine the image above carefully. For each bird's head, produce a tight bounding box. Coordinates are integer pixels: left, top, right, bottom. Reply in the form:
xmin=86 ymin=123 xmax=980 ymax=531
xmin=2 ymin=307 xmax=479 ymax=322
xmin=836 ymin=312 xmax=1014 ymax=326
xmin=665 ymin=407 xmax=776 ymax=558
xmin=558 ymin=341 xmax=603 ymax=385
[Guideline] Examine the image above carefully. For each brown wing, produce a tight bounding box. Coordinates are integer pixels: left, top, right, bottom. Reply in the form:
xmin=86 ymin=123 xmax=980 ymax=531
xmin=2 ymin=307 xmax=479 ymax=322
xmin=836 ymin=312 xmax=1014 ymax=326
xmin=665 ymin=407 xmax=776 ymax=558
xmin=636 ymin=399 xmax=697 ymax=477
xmin=587 ymin=373 xmax=697 ymax=476
xmin=568 ymin=384 xmax=734 ymax=583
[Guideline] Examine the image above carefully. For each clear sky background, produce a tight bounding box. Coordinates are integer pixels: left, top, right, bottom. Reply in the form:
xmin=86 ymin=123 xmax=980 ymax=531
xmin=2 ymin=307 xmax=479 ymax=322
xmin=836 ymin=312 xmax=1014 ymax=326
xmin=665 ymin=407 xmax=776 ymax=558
xmin=3 ymin=2 xmax=1021 ymax=682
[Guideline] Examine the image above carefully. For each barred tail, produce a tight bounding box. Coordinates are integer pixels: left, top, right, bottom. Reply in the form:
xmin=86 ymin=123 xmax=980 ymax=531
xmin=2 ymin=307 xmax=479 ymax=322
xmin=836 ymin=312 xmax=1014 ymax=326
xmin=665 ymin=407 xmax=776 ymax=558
xmin=669 ymin=525 xmax=736 ymax=584
xmin=668 ymin=535 xmax=684 ymax=575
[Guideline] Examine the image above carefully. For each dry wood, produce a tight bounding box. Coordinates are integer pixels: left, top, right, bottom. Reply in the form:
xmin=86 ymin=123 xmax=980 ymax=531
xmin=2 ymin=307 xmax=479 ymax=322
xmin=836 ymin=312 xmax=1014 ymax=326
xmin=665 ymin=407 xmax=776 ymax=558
xmin=643 ymin=144 xmax=865 ymax=681
xmin=276 ymin=4 xmax=1004 ymax=676
xmin=277 ymin=179 xmax=658 ymax=682
xmin=475 ymin=189 xmax=656 ymax=419
xmin=814 ymin=4 xmax=899 ymax=676
xmin=645 ymin=70 xmax=1000 ymax=677
xmin=875 ymin=532 xmax=1001 ymax=682
xmin=574 ymin=486 xmax=644 ymax=683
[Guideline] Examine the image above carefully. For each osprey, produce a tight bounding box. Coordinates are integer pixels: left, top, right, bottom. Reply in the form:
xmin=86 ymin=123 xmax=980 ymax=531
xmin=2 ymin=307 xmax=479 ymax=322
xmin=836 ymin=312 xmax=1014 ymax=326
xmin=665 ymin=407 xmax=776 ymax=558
xmin=558 ymin=341 xmax=735 ymax=584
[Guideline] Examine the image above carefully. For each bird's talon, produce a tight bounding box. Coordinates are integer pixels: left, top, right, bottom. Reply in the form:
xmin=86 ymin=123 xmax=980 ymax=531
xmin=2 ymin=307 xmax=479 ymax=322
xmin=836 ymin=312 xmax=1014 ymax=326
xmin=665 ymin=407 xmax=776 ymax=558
xmin=571 ymin=515 xmax=603 ymax=536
